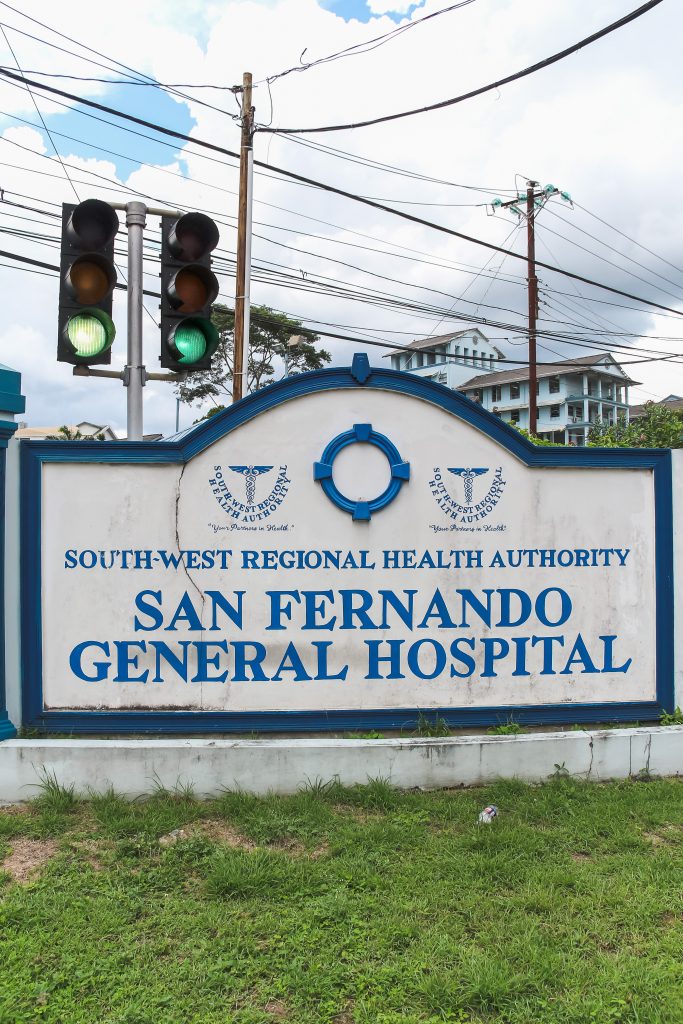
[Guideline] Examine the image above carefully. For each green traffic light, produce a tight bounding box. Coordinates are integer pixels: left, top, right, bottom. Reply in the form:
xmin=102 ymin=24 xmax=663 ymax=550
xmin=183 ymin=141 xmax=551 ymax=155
xmin=65 ymin=308 xmax=115 ymax=360
xmin=175 ymin=322 xmax=207 ymax=364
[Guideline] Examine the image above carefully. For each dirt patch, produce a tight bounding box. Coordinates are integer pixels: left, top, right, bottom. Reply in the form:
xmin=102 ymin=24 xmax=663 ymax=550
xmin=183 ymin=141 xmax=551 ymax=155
xmin=264 ymin=999 xmax=289 ymax=1019
xmin=270 ymin=837 xmax=329 ymax=859
xmin=333 ymin=804 xmax=383 ymax=823
xmin=1 ymin=838 xmax=58 ymax=882
xmin=197 ymin=821 xmax=257 ymax=850
xmin=571 ymin=852 xmax=592 ymax=862
xmin=71 ymin=839 xmax=108 ymax=871
xmin=0 ymin=803 xmax=31 ymax=816
xmin=643 ymin=826 xmax=681 ymax=847
xmin=661 ymin=912 xmax=683 ymax=927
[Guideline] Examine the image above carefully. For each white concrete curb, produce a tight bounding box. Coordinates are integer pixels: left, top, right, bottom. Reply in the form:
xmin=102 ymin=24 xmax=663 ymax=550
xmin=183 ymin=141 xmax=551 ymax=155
xmin=1 ymin=726 xmax=682 ymax=802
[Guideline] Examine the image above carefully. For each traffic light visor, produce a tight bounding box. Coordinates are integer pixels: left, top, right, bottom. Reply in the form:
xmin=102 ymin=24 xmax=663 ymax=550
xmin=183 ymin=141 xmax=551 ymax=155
xmin=169 ymin=317 xmax=219 ymax=365
xmin=65 ymin=254 xmax=117 ymax=304
xmin=168 ymin=212 xmax=219 ymax=261
xmin=66 ymin=199 xmax=119 ymax=250
xmin=64 ymin=308 xmax=116 ymax=360
xmin=167 ymin=265 xmax=219 ymax=313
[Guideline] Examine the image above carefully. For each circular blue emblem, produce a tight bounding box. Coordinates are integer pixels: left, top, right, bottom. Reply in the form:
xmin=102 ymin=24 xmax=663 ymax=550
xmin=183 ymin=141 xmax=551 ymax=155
xmin=313 ymin=423 xmax=410 ymax=521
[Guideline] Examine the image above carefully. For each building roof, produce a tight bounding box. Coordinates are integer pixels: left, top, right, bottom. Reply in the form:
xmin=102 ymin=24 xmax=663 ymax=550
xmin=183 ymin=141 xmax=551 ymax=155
xmin=385 ymin=328 xmax=505 ymax=359
xmin=15 ymin=421 xmax=118 ymax=440
xmin=458 ymin=354 xmax=640 ymax=390
xmin=630 ymin=396 xmax=683 ymax=418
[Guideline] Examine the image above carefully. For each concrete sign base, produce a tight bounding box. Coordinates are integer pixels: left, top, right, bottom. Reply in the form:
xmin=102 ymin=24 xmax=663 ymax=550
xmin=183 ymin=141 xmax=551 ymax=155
xmin=1 ymin=726 xmax=681 ymax=803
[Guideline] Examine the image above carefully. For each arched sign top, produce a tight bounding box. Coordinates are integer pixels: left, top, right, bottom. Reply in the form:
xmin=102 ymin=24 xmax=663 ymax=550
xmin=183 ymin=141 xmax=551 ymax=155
xmin=22 ymin=353 xmax=672 ymax=472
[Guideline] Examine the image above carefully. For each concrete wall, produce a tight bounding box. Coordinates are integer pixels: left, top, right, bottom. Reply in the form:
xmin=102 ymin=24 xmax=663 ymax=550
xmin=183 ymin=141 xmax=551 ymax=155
xmin=0 ymin=727 xmax=681 ymax=803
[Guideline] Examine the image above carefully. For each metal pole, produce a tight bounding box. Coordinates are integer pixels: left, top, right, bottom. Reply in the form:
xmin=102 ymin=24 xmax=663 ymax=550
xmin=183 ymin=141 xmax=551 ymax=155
xmin=526 ymin=182 xmax=538 ymax=437
xmin=125 ymin=201 xmax=146 ymax=441
xmin=242 ymin=142 xmax=254 ymax=396
xmin=232 ymin=72 xmax=253 ymax=404
xmin=175 ymin=397 xmax=180 ymax=434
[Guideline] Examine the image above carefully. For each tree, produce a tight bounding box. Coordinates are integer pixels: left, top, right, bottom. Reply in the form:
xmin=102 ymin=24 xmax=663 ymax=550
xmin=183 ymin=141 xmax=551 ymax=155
xmin=47 ymin=426 xmax=106 ymax=441
xmin=588 ymin=403 xmax=683 ymax=448
xmin=176 ymin=304 xmax=331 ymax=408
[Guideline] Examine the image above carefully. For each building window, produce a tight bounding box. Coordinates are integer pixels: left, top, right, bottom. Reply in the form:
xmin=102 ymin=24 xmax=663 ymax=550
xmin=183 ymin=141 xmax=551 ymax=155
xmin=492 ymin=385 xmax=501 ymax=402
xmin=536 ymin=381 xmax=540 ymax=395
xmin=471 ymin=390 xmax=481 ymax=403
xmin=510 ymin=410 xmax=520 ymax=424
xmin=550 ymin=405 xmax=560 ymax=419
xmin=426 ymin=352 xmax=436 ymax=365
xmin=463 ymin=348 xmax=469 ymax=361
xmin=510 ymin=383 xmax=520 ymax=399
xmin=549 ymin=375 xmax=560 ymax=394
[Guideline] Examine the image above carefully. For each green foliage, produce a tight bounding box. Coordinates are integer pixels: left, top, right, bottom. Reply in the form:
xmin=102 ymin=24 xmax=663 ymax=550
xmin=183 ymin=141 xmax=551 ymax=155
xmin=487 ymin=717 xmax=523 ymax=735
xmin=413 ymin=713 xmax=451 ymax=737
xmin=177 ymin=303 xmax=332 ymax=409
xmin=3 ymin=780 xmax=683 ymax=1022
xmin=660 ymin=706 xmax=683 ymax=726
xmin=46 ymin=425 xmax=106 ymax=441
xmin=589 ymin=402 xmax=683 ymax=448
xmin=513 ymin=426 xmax=564 ymax=446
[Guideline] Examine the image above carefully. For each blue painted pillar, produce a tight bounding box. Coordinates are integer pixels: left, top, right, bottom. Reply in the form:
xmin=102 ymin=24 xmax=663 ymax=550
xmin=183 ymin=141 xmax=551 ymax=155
xmin=0 ymin=364 xmax=25 ymax=740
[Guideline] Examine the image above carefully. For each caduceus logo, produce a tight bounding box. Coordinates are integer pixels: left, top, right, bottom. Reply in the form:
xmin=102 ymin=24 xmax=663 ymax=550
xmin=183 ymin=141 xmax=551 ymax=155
xmin=428 ymin=464 xmax=506 ymax=523
xmin=229 ymin=465 xmax=273 ymax=505
xmin=209 ymin=463 xmax=291 ymax=523
xmin=448 ymin=467 xmax=488 ymax=506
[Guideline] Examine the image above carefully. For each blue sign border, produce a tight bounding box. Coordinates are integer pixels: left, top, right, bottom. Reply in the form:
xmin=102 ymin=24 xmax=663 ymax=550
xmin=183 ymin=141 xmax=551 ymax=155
xmin=20 ymin=356 xmax=674 ymax=733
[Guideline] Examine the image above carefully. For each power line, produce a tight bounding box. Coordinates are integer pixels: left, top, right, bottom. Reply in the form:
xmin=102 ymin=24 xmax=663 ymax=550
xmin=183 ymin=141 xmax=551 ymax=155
xmin=1 ymin=64 xmax=680 ymax=321
xmin=260 ymin=0 xmax=666 ymax=133
xmin=574 ymin=200 xmax=683 ymax=278
xmin=261 ymin=0 xmax=479 ymax=85
xmin=0 ymin=3 xmax=236 ymax=117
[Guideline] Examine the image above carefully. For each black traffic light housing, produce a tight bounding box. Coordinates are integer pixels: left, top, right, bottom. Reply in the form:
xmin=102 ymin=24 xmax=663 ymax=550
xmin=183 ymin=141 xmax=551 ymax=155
xmin=57 ymin=200 xmax=118 ymax=365
xmin=160 ymin=212 xmax=220 ymax=371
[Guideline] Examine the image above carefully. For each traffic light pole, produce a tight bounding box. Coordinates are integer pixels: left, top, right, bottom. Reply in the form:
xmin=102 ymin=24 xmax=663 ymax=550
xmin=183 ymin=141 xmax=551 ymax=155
xmin=232 ymin=72 xmax=254 ymax=404
xmin=125 ymin=201 xmax=146 ymax=441
xmin=526 ymin=183 xmax=538 ymax=437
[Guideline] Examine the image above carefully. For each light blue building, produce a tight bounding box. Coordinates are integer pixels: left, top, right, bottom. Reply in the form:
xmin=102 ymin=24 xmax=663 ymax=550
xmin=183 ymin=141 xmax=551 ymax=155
xmin=458 ymin=353 xmax=636 ymax=445
xmin=387 ymin=328 xmax=505 ymax=391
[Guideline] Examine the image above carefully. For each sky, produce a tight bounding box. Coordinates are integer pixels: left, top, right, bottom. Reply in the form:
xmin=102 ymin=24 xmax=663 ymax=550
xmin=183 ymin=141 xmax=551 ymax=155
xmin=0 ymin=0 xmax=681 ymax=436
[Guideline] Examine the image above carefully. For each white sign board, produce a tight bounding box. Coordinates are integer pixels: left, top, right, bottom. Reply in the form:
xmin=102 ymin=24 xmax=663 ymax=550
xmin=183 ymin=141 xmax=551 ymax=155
xmin=22 ymin=361 xmax=673 ymax=731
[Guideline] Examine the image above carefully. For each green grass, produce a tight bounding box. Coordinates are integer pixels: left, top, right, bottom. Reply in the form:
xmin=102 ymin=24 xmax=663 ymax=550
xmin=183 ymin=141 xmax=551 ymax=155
xmin=1 ymin=778 xmax=683 ymax=1023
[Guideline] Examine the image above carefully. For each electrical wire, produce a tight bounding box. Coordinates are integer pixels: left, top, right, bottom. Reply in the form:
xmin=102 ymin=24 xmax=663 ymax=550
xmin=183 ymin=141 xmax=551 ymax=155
xmin=261 ymin=0 xmax=479 ymax=85
xmin=0 ymin=3 xmax=237 ymax=117
xmin=0 ymin=64 xmax=679 ymax=320
xmin=260 ymin=0 xmax=666 ymax=133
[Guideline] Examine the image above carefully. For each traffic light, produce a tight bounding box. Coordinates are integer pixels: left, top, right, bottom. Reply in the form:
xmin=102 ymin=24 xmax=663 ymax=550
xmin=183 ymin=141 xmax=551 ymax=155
xmin=58 ymin=199 xmax=118 ymax=365
xmin=160 ymin=212 xmax=219 ymax=371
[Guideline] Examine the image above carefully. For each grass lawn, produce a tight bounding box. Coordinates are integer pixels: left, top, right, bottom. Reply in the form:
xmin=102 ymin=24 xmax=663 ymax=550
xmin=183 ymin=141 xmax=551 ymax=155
xmin=1 ymin=776 xmax=683 ymax=1024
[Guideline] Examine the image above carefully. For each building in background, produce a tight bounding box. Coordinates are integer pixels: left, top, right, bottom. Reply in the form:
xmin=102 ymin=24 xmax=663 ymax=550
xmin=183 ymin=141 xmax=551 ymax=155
xmin=458 ymin=353 xmax=637 ymax=445
xmin=629 ymin=395 xmax=683 ymax=419
xmin=15 ymin=422 xmax=163 ymax=441
xmin=386 ymin=328 xmax=505 ymax=391
xmin=15 ymin=421 xmax=118 ymax=441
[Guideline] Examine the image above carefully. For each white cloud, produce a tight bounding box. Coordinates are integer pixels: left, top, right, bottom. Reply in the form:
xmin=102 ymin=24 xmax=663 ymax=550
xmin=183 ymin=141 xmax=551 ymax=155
xmin=0 ymin=0 xmax=682 ymax=433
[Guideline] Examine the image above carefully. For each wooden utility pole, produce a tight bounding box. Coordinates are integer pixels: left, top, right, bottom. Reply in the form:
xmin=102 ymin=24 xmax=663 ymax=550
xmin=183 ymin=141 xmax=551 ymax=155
xmin=526 ymin=181 xmax=539 ymax=436
xmin=495 ymin=180 xmax=557 ymax=437
xmin=232 ymin=72 xmax=254 ymax=403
